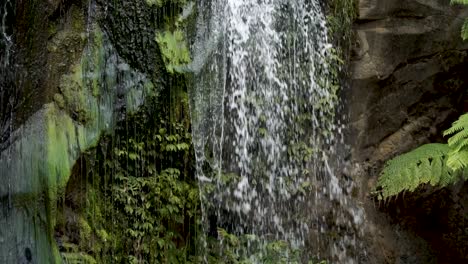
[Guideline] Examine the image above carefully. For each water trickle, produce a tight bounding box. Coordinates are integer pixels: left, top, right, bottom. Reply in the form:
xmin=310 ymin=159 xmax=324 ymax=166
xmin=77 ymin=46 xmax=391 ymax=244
xmin=190 ymin=0 xmax=364 ymax=262
xmin=0 ymin=10 xmax=156 ymax=260
xmin=0 ymin=0 xmax=14 ymax=216
xmin=1 ymin=0 xmax=12 ymax=67
xmin=0 ymin=0 xmax=14 ymax=146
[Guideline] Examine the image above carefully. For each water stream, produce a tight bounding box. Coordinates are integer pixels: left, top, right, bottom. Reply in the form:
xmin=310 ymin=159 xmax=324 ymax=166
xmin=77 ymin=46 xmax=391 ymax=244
xmin=190 ymin=0 xmax=364 ymax=262
xmin=0 ymin=0 xmax=365 ymax=262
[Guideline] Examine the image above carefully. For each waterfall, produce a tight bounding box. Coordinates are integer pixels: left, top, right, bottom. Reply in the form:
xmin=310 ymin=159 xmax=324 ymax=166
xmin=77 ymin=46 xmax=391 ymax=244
xmin=190 ymin=0 xmax=364 ymax=262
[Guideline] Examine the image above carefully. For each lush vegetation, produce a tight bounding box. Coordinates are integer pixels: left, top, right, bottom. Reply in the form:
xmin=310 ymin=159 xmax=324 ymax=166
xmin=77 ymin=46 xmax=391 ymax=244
xmin=207 ymin=229 xmax=327 ymax=264
xmin=326 ymin=0 xmax=357 ymax=62
xmin=57 ymin=82 xmax=202 ymax=263
xmin=52 ymin=0 xmax=364 ymax=262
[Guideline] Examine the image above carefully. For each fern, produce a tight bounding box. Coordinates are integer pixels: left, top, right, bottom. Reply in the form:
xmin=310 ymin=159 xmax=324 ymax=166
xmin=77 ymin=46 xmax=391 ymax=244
xmin=376 ymin=144 xmax=458 ymax=198
xmin=444 ymin=113 xmax=468 ymax=171
xmin=377 ymin=114 xmax=468 ymax=199
xmin=462 ymin=19 xmax=468 ymax=40
xmin=451 ymin=0 xmax=468 ymax=5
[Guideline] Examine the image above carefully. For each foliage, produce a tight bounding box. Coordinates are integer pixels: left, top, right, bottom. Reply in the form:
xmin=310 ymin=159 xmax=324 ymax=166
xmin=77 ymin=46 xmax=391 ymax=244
xmin=444 ymin=113 xmax=468 ymax=170
xmin=326 ymin=0 xmax=357 ymax=61
xmin=62 ymin=252 xmax=97 ymax=264
xmin=377 ymin=144 xmax=454 ymax=198
xmin=206 ymin=228 xmax=327 ymax=264
xmin=152 ymin=0 xmax=194 ymax=74
xmin=451 ymin=0 xmax=468 ymax=40
xmin=377 ymin=114 xmax=468 ymax=199
xmin=156 ymin=29 xmax=191 ymax=73
xmin=98 ymin=88 xmax=199 ymax=263
xmin=55 ymin=73 xmax=202 ymax=263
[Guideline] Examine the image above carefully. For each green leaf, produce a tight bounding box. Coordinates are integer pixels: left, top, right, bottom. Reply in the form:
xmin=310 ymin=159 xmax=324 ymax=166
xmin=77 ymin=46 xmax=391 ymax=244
xmin=376 ymin=143 xmax=460 ymax=198
xmin=444 ymin=113 xmax=468 ymax=171
xmin=451 ymin=0 xmax=468 ymax=5
xmin=128 ymin=152 xmax=138 ymax=160
xmin=461 ymin=18 xmax=468 ymax=40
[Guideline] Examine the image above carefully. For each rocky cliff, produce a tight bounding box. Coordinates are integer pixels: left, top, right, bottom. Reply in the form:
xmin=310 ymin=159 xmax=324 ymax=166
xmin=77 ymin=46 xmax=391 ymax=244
xmin=0 ymin=0 xmax=167 ymax=262
xmin=349 ymin=0 xmax=468 ymax=262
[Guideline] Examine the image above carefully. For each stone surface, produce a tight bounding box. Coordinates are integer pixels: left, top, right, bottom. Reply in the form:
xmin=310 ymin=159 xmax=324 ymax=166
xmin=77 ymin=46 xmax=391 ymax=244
xmin=0 ymin=1 xmax=158 ymax=262
xmin=349 ymin=0 xmax=468 ymax=263
xmin=96 ymin=0 xmax=167 ymax=85
xmin=350 ymin=1 xmax=468 ymax=165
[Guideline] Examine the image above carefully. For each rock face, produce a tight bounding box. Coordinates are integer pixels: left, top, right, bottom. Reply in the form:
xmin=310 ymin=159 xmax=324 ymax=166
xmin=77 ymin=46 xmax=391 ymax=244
xmin=349 ymin=0 xmax=468 ymax=262
xmin=351 ymin=0 xmax=468 ymax=165
xmin=0 ymin=0 xmax=162 ymax=262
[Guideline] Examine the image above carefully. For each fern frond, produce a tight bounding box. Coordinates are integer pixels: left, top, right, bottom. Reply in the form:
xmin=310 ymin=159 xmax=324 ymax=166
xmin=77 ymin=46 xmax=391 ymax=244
xmin=443 ymin=113 xmax=468 ymax=137
xmin=444 ymin=113 xmax=468 ymax=170
xmin=451 ymin=0 xmax=468 ymax=5
xmin=377 ymin=143 xmax=455 ymax=198
xmin=446 ymin=130 xmax=468 ymax=152
xmin=447 ymin=148 xmax=468 ymax=171
xmin=461 ymin=19 xmax=468 ymax=41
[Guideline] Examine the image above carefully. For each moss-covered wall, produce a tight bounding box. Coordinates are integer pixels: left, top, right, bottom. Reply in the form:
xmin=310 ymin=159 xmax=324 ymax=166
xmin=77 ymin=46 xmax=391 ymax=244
xmin=0 ymin=8 xmax=158 ymax=264
xmin=0 ymin=0 xmax=197 ymax=262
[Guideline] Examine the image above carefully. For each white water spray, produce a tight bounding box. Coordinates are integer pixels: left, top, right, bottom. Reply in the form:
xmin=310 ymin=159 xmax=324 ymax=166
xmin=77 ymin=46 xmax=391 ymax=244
xmin=188 ymin=0 xmax=364 ymax=262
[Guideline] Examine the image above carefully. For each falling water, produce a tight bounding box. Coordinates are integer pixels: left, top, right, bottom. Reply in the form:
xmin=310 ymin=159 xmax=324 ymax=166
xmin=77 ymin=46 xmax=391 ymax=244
xmin=1 ymin=0 xmax=12 ymax=67
xmin=190 ymin=0 xmax=364 ymax=262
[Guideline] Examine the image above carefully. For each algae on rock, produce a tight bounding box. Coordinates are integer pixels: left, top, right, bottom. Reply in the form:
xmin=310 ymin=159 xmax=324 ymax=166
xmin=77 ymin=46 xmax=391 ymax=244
xmin=156 ymin=29 xmax=191 ymax=73
xmin=0 ymin=23 xmax=156 ymax=262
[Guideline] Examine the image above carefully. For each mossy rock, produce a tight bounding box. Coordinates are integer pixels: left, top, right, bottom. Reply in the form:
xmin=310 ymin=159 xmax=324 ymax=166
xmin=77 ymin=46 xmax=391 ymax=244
xmin=156 ymin=29 xmax=191 ymax=73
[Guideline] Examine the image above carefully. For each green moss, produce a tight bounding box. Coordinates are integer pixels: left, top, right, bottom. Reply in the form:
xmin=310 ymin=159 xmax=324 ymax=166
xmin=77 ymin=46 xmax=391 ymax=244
xmin=326 ymin=0 xmax=357 ymax=61
xmin=146 ymin=0 xmax=187 ymax=7
xmin=61 ymin=242 xmax=80 ymax=253
xmin=78 ymin=216 xmax=92 ymax=242
xmin=46 ymin=4 xmax=87 ymax=103
xmin=48 ymin=23 xmax=58 ymax=37
xmin=58 ymin=64 xmax=90 ymax=123
xmin=87 ymin=26 xmax=104 ymax=97
xmin=156 ymin=29 xmax=191 ymax=73
xmin=53 ymin=93 xmax=65 ymax=108
xmin=0 ymin=20 xmax=158 ymax=262
xmin=45 ymin=104 xmax=86 ymax=231
xmin=61 ymin=252 xmax=97 ymax=264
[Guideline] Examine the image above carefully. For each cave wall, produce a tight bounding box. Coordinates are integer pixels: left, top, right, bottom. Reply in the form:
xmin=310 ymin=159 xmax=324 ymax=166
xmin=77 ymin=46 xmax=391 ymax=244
xmin=0 ymin=0 xmax=174 ymax=262
xmin=349 ymin=0 xmax=468 ymax=262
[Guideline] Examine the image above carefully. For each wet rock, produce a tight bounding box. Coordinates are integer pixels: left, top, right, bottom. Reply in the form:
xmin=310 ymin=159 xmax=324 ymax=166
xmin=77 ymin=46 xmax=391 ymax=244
xmin=0 ymin=1 xmax=158 ymax=262
xmin=349 ymin=0 xmax=468 ymax=262
xmin=350 ymin=1 xmax=468 ymax=164
xmin=96 ymin=0 xmax=167 ymax=85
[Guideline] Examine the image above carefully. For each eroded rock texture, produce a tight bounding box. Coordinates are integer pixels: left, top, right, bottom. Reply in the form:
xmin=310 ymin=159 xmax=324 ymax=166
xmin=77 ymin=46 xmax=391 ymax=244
xmin=350 ymin=0 xmax=468 ymax=263
xmin=351 ymin=0 xmax=468 ymax=165
xmin=96 ymin=0 xmax=167 ymax=83
xmin=0 ymin=0 xmax=161 ymax=262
